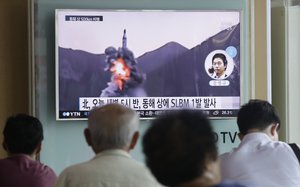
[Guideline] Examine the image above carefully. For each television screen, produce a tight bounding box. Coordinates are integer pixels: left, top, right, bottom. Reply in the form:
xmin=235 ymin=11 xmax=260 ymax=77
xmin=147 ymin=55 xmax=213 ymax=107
xmin=56 ymin=9 xmax=241 ymax=120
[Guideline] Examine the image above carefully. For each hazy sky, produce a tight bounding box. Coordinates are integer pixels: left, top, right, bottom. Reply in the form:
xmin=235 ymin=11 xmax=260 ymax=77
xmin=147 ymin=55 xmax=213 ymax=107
xmin=57 ymin=10 xmax=240 ymax=57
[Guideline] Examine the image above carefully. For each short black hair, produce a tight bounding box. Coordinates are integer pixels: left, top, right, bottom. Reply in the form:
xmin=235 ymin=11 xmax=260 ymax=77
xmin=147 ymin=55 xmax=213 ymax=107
xmin=3 ymin=114 xmax=44 ymax=155
xmin=142 ymin=110 xmax=217 ymax=186
xmin=212 ymin=53 xmax=228 ymax=67
xmin=237 ymin=99 xmax=281 ymax=135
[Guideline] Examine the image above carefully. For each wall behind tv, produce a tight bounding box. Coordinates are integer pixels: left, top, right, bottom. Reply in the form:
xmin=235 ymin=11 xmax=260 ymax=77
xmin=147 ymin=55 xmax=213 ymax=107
xmin=32 ymin=0 xmax=250 ymax=175
xmin=0 ymin=0 xmax=30 ymax=158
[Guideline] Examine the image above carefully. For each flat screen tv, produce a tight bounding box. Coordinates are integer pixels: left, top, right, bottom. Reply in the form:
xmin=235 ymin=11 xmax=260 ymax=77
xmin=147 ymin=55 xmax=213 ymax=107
xmin=56 ymin=9 xmax=241 ymax=120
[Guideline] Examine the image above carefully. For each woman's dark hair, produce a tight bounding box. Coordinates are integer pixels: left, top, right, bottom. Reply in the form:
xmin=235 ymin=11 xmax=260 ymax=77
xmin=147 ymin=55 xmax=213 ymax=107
xmin=143 ymin=110 xmax=217 ymax=186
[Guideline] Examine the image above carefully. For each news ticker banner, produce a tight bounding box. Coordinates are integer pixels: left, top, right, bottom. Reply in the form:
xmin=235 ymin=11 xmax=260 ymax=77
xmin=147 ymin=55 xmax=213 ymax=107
xmin=58 ymin=96 xmax=240 ymax=119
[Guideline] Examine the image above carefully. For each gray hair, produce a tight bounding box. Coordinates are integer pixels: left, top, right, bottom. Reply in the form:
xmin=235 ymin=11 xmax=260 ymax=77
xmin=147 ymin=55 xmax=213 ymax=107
xmin=88 ymin=103 xmax=139 ymax=150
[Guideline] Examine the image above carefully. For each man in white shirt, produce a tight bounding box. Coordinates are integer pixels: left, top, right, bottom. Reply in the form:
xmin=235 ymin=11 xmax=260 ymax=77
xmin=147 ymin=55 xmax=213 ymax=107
xmin=220 ymin=99 xmax=300 ymax=187
xmin=55 ymin=103 xmax=161 ymax=187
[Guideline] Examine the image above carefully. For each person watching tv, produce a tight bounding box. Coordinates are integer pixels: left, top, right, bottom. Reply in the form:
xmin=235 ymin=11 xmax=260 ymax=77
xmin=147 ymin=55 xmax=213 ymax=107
xmin=0 ymin=114 xmax=57 ymax=187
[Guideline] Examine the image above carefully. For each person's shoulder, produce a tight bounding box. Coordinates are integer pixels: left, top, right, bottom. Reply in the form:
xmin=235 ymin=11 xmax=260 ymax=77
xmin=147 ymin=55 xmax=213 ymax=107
xmin=55 ymin=161 xmax=88 ymax=186
xmin=8 ymin=155 xmax=56 ymax=178
xmin=35 ymin=163 xmax=57 ymax=187
xmin=37 ymin=162 xmax=57 ymax=177
xmin=113 ymin=156 xmax=159 ymax=184
xmin=268 ymin=140 xmax=298 ymax=150
xmin=274 ymin=141 xmax=300 ymax=157
xmin=59 ymin=160 xmax=89 ymax=175
xmin=219 ymin=149 xmax=235 ymax=161
xmin=219 ymin=151 xmax=230 ymax=158
xmin=0 ymin=157 xmax=10 ymax=165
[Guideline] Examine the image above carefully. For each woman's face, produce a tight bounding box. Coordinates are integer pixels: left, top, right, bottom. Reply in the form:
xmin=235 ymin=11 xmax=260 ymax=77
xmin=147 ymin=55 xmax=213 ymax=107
xmin=212 ymin=57 xmax=226 ymax=77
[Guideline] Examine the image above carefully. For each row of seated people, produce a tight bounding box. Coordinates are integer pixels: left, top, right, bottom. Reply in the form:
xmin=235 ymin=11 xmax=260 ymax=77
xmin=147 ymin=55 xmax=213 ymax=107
xmin=0 ymin=100 xmax=299 ymax=187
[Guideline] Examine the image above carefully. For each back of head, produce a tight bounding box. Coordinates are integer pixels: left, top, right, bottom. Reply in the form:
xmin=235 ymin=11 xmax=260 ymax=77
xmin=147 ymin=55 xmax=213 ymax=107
xmin=237 ymin=99 xmax=281 ymax=135
xmin=142 ymin=110 xmax=218 ymax=186
xmin=3 ymin=114 xmax=44 ymax=155
xmin=88 ymin=103 xmax=139 ymax=151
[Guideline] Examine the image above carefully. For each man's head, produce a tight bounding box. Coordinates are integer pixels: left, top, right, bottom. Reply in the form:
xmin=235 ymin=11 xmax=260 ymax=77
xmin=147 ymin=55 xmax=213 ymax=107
xmin=212 ymin=53 xmax=227 ymax=77
xmin=143 ymin=110 xmax=220 ymax=187
xmin=237 ymin=99 xmax=281 ymax=140
xmin=2 ymin=114 xmax=44 ymax=156
xmin=85 ymin=103 xmax=139 ymax=153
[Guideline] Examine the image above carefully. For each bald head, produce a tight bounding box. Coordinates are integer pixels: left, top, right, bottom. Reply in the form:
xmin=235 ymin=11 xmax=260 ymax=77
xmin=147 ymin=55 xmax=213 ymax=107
xmin=86 ymin=103 xmax=139 ymax=153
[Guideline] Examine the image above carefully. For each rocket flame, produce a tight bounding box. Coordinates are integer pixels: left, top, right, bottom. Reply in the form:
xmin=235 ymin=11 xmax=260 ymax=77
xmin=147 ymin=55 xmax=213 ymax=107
xmin=110 ymin=58 xmax=130 ymax=91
